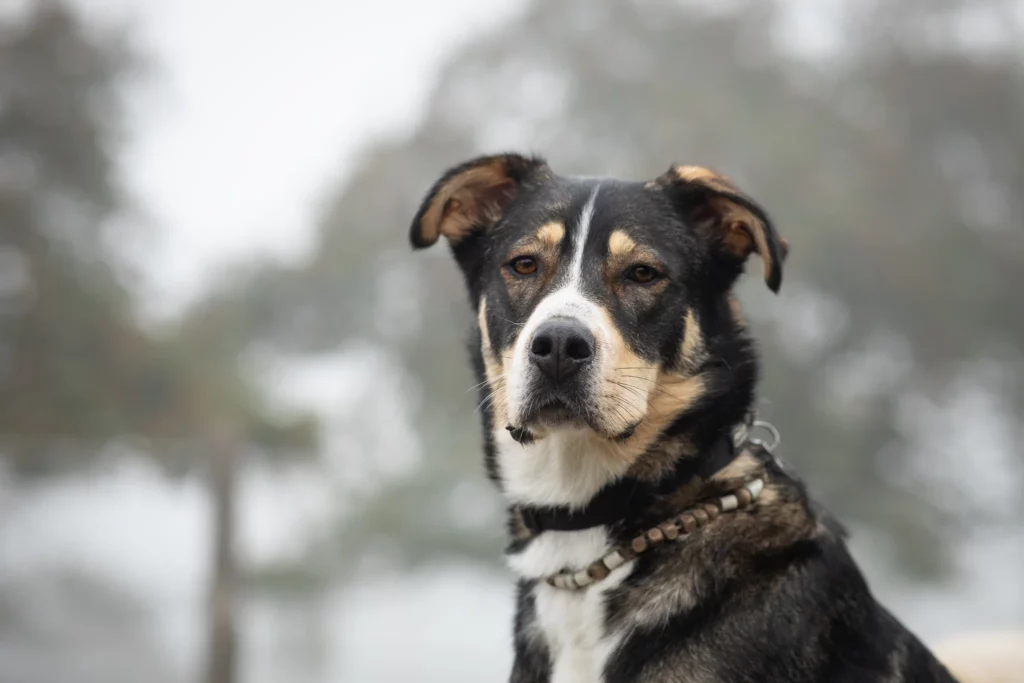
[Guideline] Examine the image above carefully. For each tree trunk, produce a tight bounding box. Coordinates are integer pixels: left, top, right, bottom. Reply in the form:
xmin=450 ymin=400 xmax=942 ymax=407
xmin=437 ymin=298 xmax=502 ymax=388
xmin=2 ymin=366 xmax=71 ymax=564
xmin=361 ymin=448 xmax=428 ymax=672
xmin=205 ymin=431 xmax=238 ymax=683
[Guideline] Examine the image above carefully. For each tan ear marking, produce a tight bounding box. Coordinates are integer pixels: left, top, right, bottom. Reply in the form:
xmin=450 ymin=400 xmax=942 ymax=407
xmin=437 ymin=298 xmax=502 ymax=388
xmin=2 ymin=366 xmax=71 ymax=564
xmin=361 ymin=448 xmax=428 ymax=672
xmin=420 ymin=163 xmax=512 ymax=245
xmin=411 ymin=154 xmax=547 ymax=250
xmin=657 ymin=163 xmax=785 ymax=292
xmin=675 ymin=165 xmax=723 ymax=186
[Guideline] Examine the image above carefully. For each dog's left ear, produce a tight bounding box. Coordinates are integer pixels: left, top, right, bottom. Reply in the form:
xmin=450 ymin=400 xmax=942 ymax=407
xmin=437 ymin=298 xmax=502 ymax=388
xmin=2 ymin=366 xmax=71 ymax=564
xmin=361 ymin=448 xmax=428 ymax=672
xmin=654 ymin=165 xmax=788 ymax=293
xmin=410 ymin=153 xmax=549 ymax=249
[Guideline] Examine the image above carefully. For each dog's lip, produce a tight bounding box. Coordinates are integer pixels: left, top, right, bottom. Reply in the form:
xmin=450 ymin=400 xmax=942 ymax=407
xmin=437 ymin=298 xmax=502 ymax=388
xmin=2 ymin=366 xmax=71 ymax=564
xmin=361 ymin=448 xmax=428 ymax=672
xmin=537 ymin=399 xmax=574 ymax=416
xmin=516 ymin=394 xmax=644 ymax=442
xmin=522 ymin=397 xmax=589 ymax=427
xmin=614 ymin=422 xmax=639 ymax=441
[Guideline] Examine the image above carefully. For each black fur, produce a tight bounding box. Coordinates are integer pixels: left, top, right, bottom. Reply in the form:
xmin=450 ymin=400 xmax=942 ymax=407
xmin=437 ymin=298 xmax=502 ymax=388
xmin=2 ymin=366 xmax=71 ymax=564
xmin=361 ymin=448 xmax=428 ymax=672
xmin=409 ymin=154 xmax=958 ymax=683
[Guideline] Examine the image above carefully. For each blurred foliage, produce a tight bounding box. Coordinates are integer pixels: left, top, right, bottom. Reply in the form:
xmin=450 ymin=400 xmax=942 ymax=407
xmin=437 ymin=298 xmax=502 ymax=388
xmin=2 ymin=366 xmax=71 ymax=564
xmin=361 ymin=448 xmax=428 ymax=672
xmin=3 ymin=0 xmax=1023 ymax=582
xmin=0 ymin=3 xmax=317 ymax=472
xmin=192 ymin=0 xmax=1023 ymax=580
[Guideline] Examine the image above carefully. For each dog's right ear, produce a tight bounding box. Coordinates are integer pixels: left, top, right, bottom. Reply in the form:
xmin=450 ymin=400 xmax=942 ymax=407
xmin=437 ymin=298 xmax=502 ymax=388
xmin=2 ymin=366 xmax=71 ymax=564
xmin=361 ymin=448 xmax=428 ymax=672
xmin=410 ymin=153 xmax=549 ymax=249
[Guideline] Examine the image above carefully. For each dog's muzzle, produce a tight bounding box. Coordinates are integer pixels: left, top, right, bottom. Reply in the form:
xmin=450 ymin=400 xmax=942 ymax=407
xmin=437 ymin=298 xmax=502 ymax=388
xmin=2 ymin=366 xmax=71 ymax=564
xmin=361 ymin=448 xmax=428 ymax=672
xmin=513 ymin=317 xmax=598 ymax=429
xmin=528 ymin=318 xmax=595 ymax=384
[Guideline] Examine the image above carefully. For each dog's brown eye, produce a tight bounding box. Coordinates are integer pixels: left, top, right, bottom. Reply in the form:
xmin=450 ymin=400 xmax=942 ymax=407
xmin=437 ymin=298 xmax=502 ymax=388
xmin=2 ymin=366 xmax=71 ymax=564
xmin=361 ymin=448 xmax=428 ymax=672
xmin=626 ymin=265 xmax=660 ymax=284
xmin=509 ymin=256 xmax=538 ymax=276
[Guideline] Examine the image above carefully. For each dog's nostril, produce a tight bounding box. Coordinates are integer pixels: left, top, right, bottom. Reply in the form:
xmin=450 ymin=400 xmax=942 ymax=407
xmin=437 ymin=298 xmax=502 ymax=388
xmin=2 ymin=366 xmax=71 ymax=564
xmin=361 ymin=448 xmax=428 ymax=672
xmin=529 ymin=319 xmax=595 ymax=381
xmin=565 ymin=336 xmax=593 ymax=361
xmin=531 ymin=335 xmax=553 ymax=357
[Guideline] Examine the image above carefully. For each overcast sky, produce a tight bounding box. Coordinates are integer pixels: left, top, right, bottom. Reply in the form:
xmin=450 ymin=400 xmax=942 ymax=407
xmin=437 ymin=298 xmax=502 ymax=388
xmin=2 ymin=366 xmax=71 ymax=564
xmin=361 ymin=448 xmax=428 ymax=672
xmin=63 ymin=0 xmax=525 ymax=317
xmin=28 ymin=0 xmax=844 ymax=320
xmin=12 ymin=0 xmax=1019 ymax=321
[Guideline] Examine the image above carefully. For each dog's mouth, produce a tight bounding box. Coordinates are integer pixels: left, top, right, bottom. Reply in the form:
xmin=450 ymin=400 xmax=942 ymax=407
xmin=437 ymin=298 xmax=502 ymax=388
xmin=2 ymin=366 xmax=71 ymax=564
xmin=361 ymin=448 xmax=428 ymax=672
xmin=531 ymin=398 xmax=590 ymax=429
xmin=511 ymin=396 xmax=640 ymax=442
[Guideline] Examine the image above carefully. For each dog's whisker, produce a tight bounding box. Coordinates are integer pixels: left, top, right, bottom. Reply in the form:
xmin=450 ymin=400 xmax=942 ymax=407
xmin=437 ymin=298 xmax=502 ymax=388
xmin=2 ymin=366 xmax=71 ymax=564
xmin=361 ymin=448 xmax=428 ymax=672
xmin=475 ymin=387 xmax=505 ymax=415
xmin=603 ymin=392 xmax=643 ymax=422
xmin=465 ymin=378 xmax=495 ymax=393
xmin=467 ymin=378 xmax=506 ymax=394
xmin=606 ymin=379 xmax=648 ymax=401
xmin=609 ymin=404 xmax=637 ymax=429
xmin=615 ymin=376 xmax=676 ymax=399
xmin=615 ymin=375 xmax=678 ymax=394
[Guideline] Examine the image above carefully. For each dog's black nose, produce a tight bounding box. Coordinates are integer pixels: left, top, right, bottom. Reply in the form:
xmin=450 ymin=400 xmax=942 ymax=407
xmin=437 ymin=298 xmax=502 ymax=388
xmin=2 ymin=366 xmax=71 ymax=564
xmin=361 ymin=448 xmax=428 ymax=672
xmin=529 ymin=319 xmax=595 ymax=383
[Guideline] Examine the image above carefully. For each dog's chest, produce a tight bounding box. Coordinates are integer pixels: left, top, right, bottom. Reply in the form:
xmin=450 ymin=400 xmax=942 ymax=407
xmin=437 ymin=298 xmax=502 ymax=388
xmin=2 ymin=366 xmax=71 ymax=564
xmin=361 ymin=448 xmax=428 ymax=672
xmin=508 ymin=527 xmax=634 ymax=683
xmin=535 ymin=582 xmax=623 ymax=683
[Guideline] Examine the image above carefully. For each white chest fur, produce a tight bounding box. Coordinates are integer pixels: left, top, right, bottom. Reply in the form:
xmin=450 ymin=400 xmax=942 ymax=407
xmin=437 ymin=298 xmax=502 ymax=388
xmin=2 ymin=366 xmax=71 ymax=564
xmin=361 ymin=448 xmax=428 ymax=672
xmin=507 ymin=526 xmax=635 ymax=683
xmin=495 ymin=428 xmax=634 ymax=509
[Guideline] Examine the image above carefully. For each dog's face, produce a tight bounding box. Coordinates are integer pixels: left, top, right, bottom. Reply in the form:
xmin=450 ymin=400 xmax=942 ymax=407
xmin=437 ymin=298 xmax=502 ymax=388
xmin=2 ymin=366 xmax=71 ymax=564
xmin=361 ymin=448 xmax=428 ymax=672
xmin=411 ymin=154 xmax=785 ymax=500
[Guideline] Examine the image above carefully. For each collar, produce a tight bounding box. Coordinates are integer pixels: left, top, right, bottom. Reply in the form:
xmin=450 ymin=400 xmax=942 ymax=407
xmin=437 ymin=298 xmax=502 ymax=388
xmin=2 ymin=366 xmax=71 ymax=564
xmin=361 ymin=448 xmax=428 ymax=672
xmin=546 ymin=474 xmax=766 ymax=590
xmin=515 ymin=422 xmax=752 ymax=535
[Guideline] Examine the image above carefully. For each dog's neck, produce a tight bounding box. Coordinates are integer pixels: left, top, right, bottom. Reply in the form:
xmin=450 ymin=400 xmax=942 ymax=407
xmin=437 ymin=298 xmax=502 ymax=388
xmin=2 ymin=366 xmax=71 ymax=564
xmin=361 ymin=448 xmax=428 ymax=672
xmin=498 ymin=413 xmax=752 ymax=536
xmin=511 ymin=425 xmax=747 ymax=533
xmin=498 ymin=411 xmax=771 ymax=587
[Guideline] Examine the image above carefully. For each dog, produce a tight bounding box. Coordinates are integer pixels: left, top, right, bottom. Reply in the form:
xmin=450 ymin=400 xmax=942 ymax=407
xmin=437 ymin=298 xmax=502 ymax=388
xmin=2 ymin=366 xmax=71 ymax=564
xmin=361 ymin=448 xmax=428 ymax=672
xmin=409 ymin=153 xmax=960 ymax=682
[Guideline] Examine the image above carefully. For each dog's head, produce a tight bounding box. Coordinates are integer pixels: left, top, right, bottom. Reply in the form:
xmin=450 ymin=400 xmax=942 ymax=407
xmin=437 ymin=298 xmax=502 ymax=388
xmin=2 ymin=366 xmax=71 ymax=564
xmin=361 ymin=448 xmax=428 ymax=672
xmin=411 ymin=154 xmax=786 ymax=503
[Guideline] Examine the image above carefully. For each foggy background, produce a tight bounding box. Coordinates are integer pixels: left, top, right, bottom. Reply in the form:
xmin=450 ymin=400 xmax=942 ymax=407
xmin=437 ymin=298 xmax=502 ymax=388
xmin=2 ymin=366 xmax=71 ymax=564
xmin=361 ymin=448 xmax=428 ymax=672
xmin=1 ymin=0 xmax=1022 ymax=681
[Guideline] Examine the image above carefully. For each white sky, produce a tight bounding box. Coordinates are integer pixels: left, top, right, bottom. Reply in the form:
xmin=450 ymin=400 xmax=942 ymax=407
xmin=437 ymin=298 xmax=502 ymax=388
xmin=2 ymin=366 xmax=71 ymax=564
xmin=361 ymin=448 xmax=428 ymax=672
xmin=68 ymin=0 xmax=525 ymax=317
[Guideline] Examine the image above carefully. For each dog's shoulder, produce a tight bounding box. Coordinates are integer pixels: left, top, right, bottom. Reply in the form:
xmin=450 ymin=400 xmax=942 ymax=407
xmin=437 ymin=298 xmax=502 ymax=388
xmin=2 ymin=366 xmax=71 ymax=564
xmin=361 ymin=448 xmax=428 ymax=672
xmin=603 ymin=473 xmax=956 ymax=683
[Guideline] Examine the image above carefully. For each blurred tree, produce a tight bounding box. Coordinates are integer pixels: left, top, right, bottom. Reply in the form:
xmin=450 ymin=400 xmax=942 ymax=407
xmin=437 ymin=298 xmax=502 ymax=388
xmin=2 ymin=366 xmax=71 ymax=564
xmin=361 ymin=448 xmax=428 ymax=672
xmin=0 ymin=2 xmax=316 ymax=473
xmin=185 ymin=0 xmax=1023 ymax=579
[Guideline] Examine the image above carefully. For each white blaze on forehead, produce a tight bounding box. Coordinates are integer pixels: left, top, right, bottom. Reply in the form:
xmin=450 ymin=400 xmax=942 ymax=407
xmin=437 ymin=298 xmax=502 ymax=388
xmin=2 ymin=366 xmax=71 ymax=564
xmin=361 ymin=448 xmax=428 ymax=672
xmin=568 ymin=184 xmax=600 ymax=287
xmin=505 ymin=185 xmax=607 ymax=423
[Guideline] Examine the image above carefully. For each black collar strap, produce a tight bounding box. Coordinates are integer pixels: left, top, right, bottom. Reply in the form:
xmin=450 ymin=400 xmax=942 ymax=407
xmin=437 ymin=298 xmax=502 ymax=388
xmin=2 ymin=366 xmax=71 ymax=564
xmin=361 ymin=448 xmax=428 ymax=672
xmin=516 ymin=429 xmax=745 ymax=534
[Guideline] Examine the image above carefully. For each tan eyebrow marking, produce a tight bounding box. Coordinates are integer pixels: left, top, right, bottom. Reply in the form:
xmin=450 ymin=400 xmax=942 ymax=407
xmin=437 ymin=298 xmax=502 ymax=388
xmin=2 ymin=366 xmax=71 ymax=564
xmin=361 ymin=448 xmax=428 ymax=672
xmin=535 ymin=221 xmax=565 ymax=247
xmin=608 ymin=230 xmax=636 ymax=257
